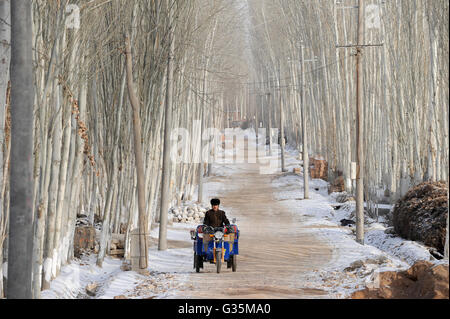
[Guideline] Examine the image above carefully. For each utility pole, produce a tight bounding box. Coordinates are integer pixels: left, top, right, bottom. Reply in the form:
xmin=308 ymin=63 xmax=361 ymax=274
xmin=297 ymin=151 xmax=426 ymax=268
xmin=355 ymin=0 xmax=365 ymax=245
xmin=278 ymin=60 xmax=286 ymax=172
xmin=264 ymin=69 xmax=272 ymax=156
xmin=267 ymin=92 xmax=272 ymax=156
xmin=159 ymin=3 xmax=175 ymax=251
xmin=260 ymin=93 xmax=264 ymax=131
xmin=288 ymin=45 xmax=318 ymax=199
xmin=300 ymin=44 xmax=310 ymax=199
xmin=336 ymin=0 xmax=383 ymax=244
xmin=297 ymin=45 xmax=317 ymax=199
xmin=7 ymin=0 xmax=34 ymax=299
xmin=252 ymin=82 xmax=256 ymax=137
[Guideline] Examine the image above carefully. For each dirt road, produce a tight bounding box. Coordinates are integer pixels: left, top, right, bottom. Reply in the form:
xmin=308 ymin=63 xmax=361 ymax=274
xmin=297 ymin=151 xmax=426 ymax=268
xmin=168 ymin=141 xmax=334 ymax=299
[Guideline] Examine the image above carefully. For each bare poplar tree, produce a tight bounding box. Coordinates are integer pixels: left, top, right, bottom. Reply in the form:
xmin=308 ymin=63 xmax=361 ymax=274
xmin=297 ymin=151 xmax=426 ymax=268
xmin=124 ymin=34 xmax=148 ymax=268
xmin=159 ymin=1 xmax=175 ymax=251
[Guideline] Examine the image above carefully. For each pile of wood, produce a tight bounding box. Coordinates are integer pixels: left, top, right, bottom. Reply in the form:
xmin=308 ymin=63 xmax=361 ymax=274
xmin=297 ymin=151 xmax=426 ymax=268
xmin=393 ymin=181 xmax=448 ymax=254
xmin=328 ymin=176 xmax=345 ymax=194
xmin=309 ymin=157 xmax=328 ymax=181
xmin=73 ymin=226 xmax=96 ymax=258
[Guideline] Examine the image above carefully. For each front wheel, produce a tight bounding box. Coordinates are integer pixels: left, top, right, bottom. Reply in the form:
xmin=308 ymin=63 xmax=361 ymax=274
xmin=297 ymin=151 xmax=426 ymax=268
xmin=216 ymin=250 xmax=222 ymax=273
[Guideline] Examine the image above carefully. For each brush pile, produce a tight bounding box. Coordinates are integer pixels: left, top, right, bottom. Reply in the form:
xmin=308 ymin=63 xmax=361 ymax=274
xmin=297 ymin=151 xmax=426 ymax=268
xmin=393 ymin=181 xmax=448 ymax=254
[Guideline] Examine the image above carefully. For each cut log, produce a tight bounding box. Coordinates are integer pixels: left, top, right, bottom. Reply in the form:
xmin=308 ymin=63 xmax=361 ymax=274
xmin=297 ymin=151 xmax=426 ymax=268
xmin=109 ymin=249 xmax=125 ymax=256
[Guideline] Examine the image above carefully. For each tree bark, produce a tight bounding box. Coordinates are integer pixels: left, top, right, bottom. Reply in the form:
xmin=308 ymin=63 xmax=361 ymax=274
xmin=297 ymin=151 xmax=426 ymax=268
xmin=7 ymin=0 xmax=34 ymax=299
xmin=158 ymin=3 xmax=175 ymax=251
xmin=125 ymin=34 xmax=148 ymax=268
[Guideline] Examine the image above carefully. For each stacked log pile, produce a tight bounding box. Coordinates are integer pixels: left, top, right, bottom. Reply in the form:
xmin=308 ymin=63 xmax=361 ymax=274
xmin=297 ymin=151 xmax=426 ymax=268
xmin=73 ymin=226 xmax=96 ymax=258
xmin=309 ymin=157 xmax=328 ymax=181
xmin=328 ymin=176 xmax=345 ymax=194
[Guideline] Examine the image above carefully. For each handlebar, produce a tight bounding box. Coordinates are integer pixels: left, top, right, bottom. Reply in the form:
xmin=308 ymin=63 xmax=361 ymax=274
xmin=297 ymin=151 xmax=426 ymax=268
xmin=200 ymin=225 xmax=236 ymax=234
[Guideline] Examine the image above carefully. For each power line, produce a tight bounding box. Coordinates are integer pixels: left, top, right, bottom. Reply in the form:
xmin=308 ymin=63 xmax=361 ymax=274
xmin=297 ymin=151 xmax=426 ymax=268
xmin=181 ymin=52 xmax=353 ymax=87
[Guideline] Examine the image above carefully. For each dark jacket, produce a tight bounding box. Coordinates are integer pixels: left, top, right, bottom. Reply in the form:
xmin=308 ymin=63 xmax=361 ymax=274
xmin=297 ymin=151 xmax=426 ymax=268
xmin=203 ymin=209 xmax=230 ymax=228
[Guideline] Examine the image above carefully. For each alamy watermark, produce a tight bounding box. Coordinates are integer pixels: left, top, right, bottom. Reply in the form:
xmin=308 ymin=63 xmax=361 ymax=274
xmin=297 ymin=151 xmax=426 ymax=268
xmin=170 ymin=125 xmax=284 ymax=175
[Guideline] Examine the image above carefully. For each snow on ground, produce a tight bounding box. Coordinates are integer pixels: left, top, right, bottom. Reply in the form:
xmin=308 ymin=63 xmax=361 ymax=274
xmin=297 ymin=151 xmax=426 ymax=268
xmin=42 ymin=128 xmax=447 ymax=299
xmin=41 ymin=149 xmax=240 ymax=299
xmin=272 ymin=143 xmax=446 ymax=298
xmin=40 ymin=254 xmax=140 ymax=299
xmin=42 ymin=223 xmax=195 ymax=299
xmin=364 ymin=226 xmax=436 ymax=266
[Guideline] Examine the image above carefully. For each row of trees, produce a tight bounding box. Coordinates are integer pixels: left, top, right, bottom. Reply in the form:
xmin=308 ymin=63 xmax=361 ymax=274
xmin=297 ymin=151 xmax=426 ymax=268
xmin=0 ymin=0 xmax=448 ymax=298
xmin=245 ymin=0 xmax=448 ymax=205
xmin=0 ymin=0 xmax=249 ymax=298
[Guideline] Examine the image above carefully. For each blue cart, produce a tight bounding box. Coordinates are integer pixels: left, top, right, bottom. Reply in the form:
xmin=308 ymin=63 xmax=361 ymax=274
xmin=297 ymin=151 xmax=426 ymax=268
xmin=190 ymin=224 xmax=239 ymax=273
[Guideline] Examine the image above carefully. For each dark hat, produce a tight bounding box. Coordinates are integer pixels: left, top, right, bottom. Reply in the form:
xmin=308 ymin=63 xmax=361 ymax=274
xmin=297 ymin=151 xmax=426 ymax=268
xmin=210 ymin=198 xmax=220 ymax=206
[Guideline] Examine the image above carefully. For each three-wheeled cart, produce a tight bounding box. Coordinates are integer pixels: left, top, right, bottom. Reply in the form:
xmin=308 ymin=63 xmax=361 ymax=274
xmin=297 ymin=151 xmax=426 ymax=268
xmin=190 ymin=225 xmax=239 ymax=273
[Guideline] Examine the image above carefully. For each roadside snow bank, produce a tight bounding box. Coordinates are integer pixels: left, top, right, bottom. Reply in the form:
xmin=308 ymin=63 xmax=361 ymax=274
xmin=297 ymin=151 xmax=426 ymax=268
xmin=364 ymin=225 xmax=436 ymax=266
xmin=40 ymin=254 xmax=139 ymax=299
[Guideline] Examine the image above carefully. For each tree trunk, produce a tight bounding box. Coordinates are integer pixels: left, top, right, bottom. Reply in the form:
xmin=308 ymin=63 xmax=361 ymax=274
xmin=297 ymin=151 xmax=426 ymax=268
xmin=0 ymin=0 xmax=10 ymax=299
xmin=7 ymin=0 xmax=34 ymax=299
xmin=158 ymin=4 xmax=175 ymax=251
xmin=125 ymin=34 xmax=148 ymax=268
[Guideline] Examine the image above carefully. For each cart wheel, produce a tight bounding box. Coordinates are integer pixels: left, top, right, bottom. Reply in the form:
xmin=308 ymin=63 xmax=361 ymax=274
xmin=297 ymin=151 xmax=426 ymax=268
xmin=194 ymin=254 xmax=201 ymax=273
xmin=232 ymin=255 xmax=237 ymax=272
xmin=216 ymin=250 xmax=222 ymax=274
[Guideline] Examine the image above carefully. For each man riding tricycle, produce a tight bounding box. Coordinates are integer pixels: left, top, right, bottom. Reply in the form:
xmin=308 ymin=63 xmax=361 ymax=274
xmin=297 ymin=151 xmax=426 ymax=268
xmin=190 ymin=198 xmax=239 ymax=273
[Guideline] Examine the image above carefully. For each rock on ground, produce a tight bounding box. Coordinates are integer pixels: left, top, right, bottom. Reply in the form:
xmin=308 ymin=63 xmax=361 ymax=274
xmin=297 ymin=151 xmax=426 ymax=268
xmin=169 ymin=202 xmax=207 ymax=224
xmin=351 ymin=260 xmax=449 ymax=299
xmin=86 ymin=282 xmax=99 ymax=297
